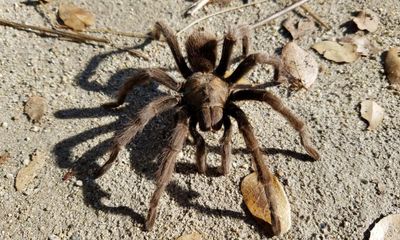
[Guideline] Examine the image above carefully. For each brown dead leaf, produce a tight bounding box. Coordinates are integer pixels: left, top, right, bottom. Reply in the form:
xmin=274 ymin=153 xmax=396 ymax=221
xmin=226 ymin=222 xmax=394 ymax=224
xmin=24 ymin=96 xmax=47 ymax=122
xmin=312 ymin=41 xmax=360 ymax=63
xmin=370 ymin=214 xmax=400 ymax=240
xmin=385 ymin=48 xmax=400 ymax=90
xmin=58 ymin=3 xmax=95 ymax=31
xmin=280 ymin=42 xmax=318 ymax=89
xmin=340 ymin=36 xmax=375 ymax=56
xmin=353 ymin=10 xmax=379 ymax=33
xmin=15 ymin=149 xmax=46 ymax=191
xmin=176 ymin=231 xmax=202 ymax=240
xmin=360 ymin=100 xmax=384 ymax=130
xmin=0 ymin=152 xmax=11 ymax=165
xmin=283 ymin=17 xmax=316 ymax=39
xmin=241 ymin=172 xmax=291 ymax=236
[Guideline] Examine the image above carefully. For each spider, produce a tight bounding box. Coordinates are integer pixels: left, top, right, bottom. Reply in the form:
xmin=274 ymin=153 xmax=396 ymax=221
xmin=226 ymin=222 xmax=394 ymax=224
xmin=94 ymin=21 xmax=320 ymax=232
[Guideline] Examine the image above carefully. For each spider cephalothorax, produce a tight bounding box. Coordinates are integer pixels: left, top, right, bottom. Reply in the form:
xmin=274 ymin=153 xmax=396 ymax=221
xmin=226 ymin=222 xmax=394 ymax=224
xmin=95 ymin=21 xmax=320 ymax=233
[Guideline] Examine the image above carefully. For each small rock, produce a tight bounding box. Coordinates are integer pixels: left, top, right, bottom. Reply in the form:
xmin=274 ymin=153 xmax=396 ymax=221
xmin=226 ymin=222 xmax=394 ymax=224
xmin=24 ymin=137 xmax=30 ymax=142
xmin=5 ymin=173 xmax=14 ymax=179
xmin=48 ymin=234 xmax=61 ymax=240
xmin=376 ymin=182 xmax=385 ymax=194
xmin=30 ymin=126 xmax=40 ymax=132
xmin=1 ymin=122 xmax=8 ymax=128
xmin=22 ymin=158 xmax=30 ymax=166
xmin=74 ymin=180 xmax=83 ymax=187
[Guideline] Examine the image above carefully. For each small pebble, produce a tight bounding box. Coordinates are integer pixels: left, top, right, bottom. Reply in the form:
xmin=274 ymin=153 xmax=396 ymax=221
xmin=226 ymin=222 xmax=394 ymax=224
xmin=22 ymin=158 xmax=30 ymax=166
xmin=1 ymin=122 xmax=8 ymax=128
xmin=5 ymin=173 xmax=14 ymax=179
xmin=24 ymin=137 xmax=30 ymax=142
xmin=74 ymin=180 xmax=83 ymax=187
xmin=48 ymin=234 xmax=61 ymax=240
xmin=31 ymin=126 xmax=40 ymax=132
xmin=376 ymin=182 xmax=385 ymax=195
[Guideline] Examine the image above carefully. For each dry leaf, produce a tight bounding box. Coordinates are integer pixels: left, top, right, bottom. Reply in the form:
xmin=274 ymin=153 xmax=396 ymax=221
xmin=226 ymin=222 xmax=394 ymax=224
xmin=353 ymin=10 xmax=379 ymax=32
xmin=312 ymin=41 xmax=360 ymax=63
xmin=15 ymin=150 xmax=46 ymax=191
xmin=0 ymin=152 xmax=11 ymax=165
xmin=280 ymin=42 xmax=318 ymax=89
xmin=241 ymin=172 xmax=291 ymax=236
xmin=58 ymin=3 xmax=95 ymax=31
xmin=176 ymin=231 xmax=202 ymax=240
xmin=385 ymin=48 xmax=400 ymax=90
xmin=24 ymin=96 xmax=47 ymax=122
xmin=370 ymin=214 xmax=400 ymax=240
xmin=360 ymin=100 xmax=384 ymax=130
xmin=283 ymin=17 xmax=316 ymax=39
xmin=340 ymin=36 xmax=375 ymax=56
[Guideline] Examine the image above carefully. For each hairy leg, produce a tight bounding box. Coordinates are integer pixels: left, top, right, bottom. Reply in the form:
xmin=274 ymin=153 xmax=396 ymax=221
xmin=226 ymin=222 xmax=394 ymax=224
xmin=146 ymin=109 xmax=189 ymax=230
xmin=94 ymin=96 xmax=180 ymax=178
xmin=219 ymin=116 xmax=232 ymax=175
xmin=226 ymin=53 xmax=280 ymax=84
xmin=189 ymin=117 xmax=207 ymax=173
xmin=230 ymin=90 xmax=320 ymax=160
xmin=153 ymin=21 xmax=193 ymax=78
xmin=103 ymin=68 xmax=182 ymax=109
xmin=214 ymin=25 xmax=252 ymax=77
xmin=227 ymin=103 xmax=282 ymax=235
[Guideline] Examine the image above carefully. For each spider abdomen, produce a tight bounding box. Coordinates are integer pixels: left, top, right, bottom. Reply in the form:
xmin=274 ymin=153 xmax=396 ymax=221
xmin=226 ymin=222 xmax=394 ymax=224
xmin=183 ymin=72 xmax=229 ymax=131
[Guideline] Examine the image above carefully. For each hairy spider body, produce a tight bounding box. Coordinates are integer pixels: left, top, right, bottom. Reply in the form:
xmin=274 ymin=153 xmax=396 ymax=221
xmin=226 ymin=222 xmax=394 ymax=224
xmin=95 ymin=21 xmax=320 ymax=234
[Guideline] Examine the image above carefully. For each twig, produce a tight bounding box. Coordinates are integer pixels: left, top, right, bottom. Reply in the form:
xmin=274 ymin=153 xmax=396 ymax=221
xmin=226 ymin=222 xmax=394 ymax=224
xmin=111 ymin=44 xmax=150 ymax=60
xmin=177 ymin=0 xmax=270 ymax=35
xmin=184 ymin=0 xmax=210 ymax=17
xmin=0 ymin=18 xmax=109 ymax=43
xmin=300 ymin=3 xmax=331 ymax=30
xmin=251 ymin=0 xmax=310 ymax=29
xmin=86 ymin=28 xmax=152 ymax=39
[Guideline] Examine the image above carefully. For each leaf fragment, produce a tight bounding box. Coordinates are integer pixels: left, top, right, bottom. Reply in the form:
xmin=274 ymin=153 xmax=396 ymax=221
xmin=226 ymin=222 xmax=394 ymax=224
xmin=340 ymin=36 xmax=375 ymax=56
xmin=312 ymin=41 xmax=359 ymax=63
xmin=385 ymin=48 xmax=400 ymax=90
xmin=360 ymin=100 xmax=384 ymax=130
xmin=283 ymin=17 xmax=316 ymax=39
xmin=176 ymin=231 xmax=202 ymax=240
xmin=241 ymin=172 xmax=291 ymax=236
xmin=0 ymin=152 xmax=11 ymax=166
xmin=353 ymin=10 xmax=379 ymax=32
xmin=370 ymin=214 xmax=400 ymax=240
xmin=280 ymin=42 xmax=318 ymax=89
xmin=15 ymin=150 xmax=46 ymax=191
xmin=24 ymin=96 xmax=47 ymax=122
xmin=58 ymin=3 xmax=95 ymax=31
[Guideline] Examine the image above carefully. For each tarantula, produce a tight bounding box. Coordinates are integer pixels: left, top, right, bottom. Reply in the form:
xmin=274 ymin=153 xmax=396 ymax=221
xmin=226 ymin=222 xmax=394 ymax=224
xmin=95 ymin=21 xmax=320 ymax=232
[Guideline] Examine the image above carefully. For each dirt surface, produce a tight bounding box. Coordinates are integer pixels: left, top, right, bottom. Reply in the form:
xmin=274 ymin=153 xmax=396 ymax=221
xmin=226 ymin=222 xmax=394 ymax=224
xmin=0 ymin=0 xmax=399 ymax=239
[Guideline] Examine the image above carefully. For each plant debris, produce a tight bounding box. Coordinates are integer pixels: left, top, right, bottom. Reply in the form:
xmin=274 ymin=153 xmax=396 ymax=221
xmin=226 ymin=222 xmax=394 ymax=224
xmin=279 ymin=42 xmax=318 ymax=89
xmin=58 ymin=3 xmax=95 ymax=31
xmin=384 ymin=47 xmax=400 ymax=90
xmin=15 ymin=149 xmax=47 ymax=191
xmin=24 ymin=96 xmax=47 ymax=123
xmin=360 ymin=100 xmax=384 ymax=130
xmin=340 ymin=36 xmax=375 ymax=56
xmin=241 ymin=172 xmax=291 ymax=236
xmin=283 ymin=17 xmax=315 ymax=39
xmin=176 ymin=231 xmax=203 ymax=240
xmin=312 ymin=41 xmax=359 ymax=63
xmin=0 ymin=152 xmax=11 ymax=166
xmin=353 ymin=10 xmax=379 ymax=32
xmin=369 ymin=214 xmax=400 ymax=240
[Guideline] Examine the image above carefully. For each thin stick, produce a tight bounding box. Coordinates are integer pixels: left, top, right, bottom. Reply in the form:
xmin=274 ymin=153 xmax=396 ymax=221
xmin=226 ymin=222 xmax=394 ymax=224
xmin=300 ymin=3 xmax=331 ymax=29
xmin=184 ymin=0 xmax=210 ymax=16
xmin=177 ymin=0 xmax=270 ymax=35
xmin=86 ymin=28 xmax=152 ymax=39
xmin=251 ymin=0 xmax=310 ymax=29
xmin=0 ymin=18 xmax=109 ymax=43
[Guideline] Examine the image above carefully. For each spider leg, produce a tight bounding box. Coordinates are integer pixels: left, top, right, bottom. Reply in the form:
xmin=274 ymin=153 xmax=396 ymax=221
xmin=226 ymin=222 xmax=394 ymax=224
xmin=145 ymin=109 xmax=189 ymax=231
xmin=218 ymin=115 xmax=232 ymax=175
xmin=94 ymin=96 xmax=180 ymax=178
xmin=230 ymin=90 xmax=320 ymax=160
xmin=227 ymin=103 xmax=283 ymax=235
xmin=214 ymin=24 xmax=252 ymax=77
xmin=153 ymin=21 xmax=193 ymax=78
xmin=226 ymin=53 xmax=280 ymax=84
xmin=189 ymin=117 xmax=207 ymax=174
xmin=103 ymin=68 xmax=182 ymax=109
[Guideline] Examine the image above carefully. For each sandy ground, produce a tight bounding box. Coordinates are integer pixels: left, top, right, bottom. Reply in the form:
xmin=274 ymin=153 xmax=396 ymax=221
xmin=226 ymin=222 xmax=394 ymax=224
xmin=1 ymin=0 xmax=400 ymax=239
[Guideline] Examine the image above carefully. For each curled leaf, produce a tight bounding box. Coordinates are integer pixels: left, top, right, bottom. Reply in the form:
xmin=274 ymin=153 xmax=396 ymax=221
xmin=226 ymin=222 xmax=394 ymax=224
xmin=24 ymin=96 xmax=47 ymax=122
xmin=176 ymin=231 xmax=202 ymax=240
xmin=312 ymin=41 xmax=359 ymax=63
xmin=385 ymin=48 xmax=400 ymax=90
xmin=360 ymin=100 xmax=384 ymax=130
xmin=370 ymin=214 xmax=400 ymax=240
xmin=241 ymin=172 xmax=291 ymax=236
xmin=58 ymin=3 xmax=95 ymax=31
xmin=283 ymin=17 xmax=315 ymax=40
xmin=15 ymin=150 xmax=46 ymax=191
xmin=280 ymin=42 xmax=318 ymax=89
xmin=353 ymin=10 xmax=379 ymax=32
